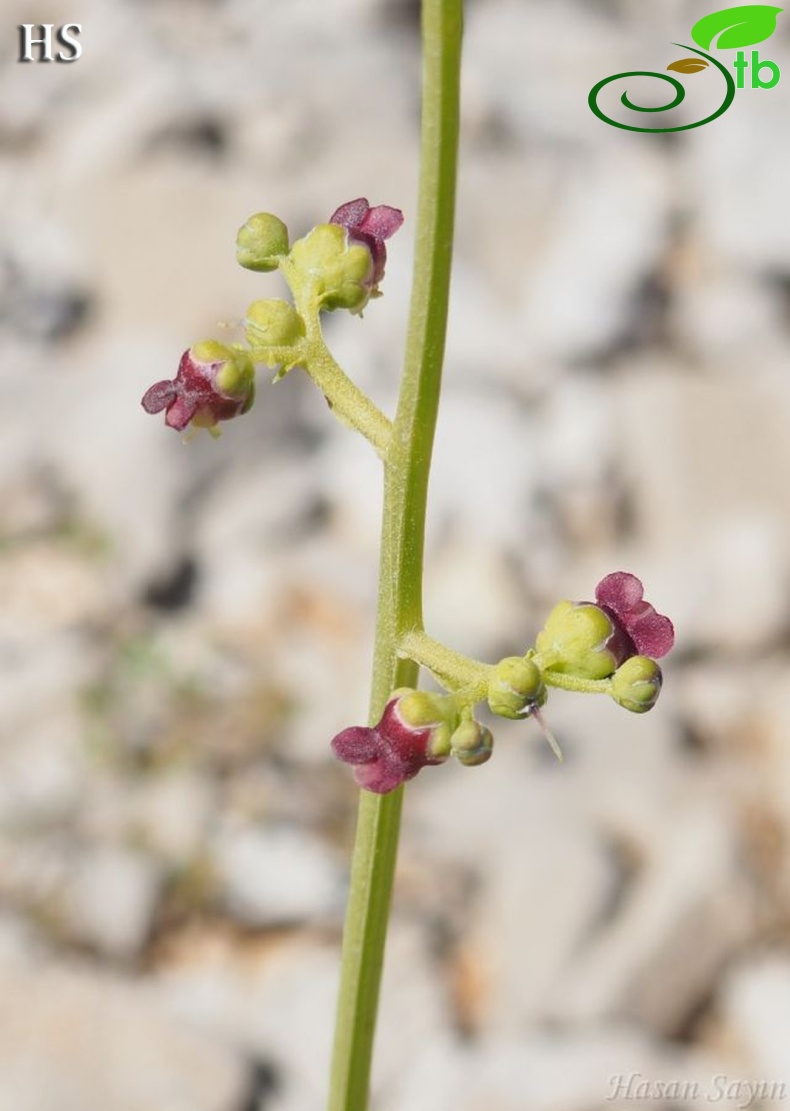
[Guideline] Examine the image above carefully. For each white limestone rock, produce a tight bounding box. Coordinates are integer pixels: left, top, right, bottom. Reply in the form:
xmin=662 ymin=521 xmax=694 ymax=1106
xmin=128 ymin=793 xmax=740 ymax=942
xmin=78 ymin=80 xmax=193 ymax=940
xmin=64 ymin=845 xmax=164 ymax=960
xmin=213 ymin=824 xmax=344 ymax=927
xmin=0 ymin=959 xmax=248 ymax=1111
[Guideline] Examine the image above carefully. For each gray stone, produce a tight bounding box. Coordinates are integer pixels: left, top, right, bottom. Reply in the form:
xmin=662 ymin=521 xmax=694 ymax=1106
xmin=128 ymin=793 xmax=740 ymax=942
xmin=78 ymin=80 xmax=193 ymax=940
xmin=125 ymin=772 xmax=216 ymax=867
xmin=552 ymin=802 xmax=752 ymax=1033
xmin=0 ymin=711 xmax=86 ymax=829
xmin=0 ymin=960 xmax=248 ymax=1111
xmin=64 ymin=845 xmax=164 ymax=959
xmin=157 ymin=924 xmax=452 ymax=1111
xmin=388 ymin=1028 xmax=687 ymax=1111
xmin=213 ymin=824 xmax=343 ymax=927
xmin=719 ymin=956 xmax=790 ymax=1078
xmin=157 ymin=932 xmax=339 ymax=1109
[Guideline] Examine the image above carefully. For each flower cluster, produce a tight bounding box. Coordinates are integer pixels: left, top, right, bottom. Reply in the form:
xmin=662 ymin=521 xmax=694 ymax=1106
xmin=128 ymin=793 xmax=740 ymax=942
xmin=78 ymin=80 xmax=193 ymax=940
xmin=332 ymin=573 xmax=674 ymax=794
xmin=141 ymin=342 xmax=255 ymax=434
xmin=332 ymin=689 xmax=492 ymax=795
xmin=140 ymin=199 xmax=403 ymax=435
xmin=534 ymin=571 xmax=673 ymax=684
xmin=138 ymin=198 xmax=675 ymax=802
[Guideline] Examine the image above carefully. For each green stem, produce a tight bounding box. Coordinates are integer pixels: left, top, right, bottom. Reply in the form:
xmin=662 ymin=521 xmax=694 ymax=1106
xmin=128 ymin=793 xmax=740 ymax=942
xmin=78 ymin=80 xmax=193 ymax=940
xmin=540 ymin=669 xmax=613 ymax=695
xmin=302 ymin=329 xmax=393 ymax=459
xmin=327 ymin=2 xmax=463 ymax=1109
xmin=253 ymin=329 xmax=393 ymax=458
xmin=399 ymin=629 xmax=492 ymax=696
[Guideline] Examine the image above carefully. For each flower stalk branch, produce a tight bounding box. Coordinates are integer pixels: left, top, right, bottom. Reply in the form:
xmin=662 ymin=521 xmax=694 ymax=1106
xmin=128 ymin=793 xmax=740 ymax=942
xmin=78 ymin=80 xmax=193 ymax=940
xmin=398 ymin=629 xmax=492 ymax=695
xmin=299 ymin=327 xmax=393 ymax=459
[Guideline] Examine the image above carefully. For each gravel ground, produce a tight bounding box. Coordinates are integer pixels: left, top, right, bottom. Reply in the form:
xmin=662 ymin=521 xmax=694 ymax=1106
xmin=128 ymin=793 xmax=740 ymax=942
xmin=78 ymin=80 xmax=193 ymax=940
xmin=2 ymin=2 xmax=790 ymax=1109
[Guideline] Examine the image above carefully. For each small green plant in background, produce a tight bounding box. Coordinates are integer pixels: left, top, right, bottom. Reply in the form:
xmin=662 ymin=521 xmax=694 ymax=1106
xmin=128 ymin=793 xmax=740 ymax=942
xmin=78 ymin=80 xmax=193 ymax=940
xmin=141 ymin=2 xmax=674 ymax=1107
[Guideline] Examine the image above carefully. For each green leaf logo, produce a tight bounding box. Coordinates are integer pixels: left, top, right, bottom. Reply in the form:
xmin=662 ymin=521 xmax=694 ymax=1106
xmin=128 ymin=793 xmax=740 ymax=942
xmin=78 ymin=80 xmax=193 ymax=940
xmin=691 ymin=5 xmax=783 ymax=50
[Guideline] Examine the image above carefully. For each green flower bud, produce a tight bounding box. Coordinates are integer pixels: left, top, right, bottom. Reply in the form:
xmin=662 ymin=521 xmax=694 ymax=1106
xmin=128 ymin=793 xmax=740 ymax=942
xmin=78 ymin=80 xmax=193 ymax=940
xmin=610 ymin=656 xmax=663 ymax=713
xmin=288 ymin=224 xmax=373 ymax=312
xmin=488 ymin=656 xmax=545 ymax=719
xmin=245 ymin=299 xmax=305 ymax=348
xmin=237 ymin=213 xmax=289 ymax=272
xmin=535 ymin=599 xmax=623 ymax=681
xmin=142 ymin=340 xmax=255 ymax=434
xmin=451 ymin=719 xmax=494 ymax=767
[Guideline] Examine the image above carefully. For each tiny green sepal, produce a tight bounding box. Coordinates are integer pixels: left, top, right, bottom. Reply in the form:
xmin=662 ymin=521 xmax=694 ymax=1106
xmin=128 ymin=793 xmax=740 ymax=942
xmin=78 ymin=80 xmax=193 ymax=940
xmin=394 ymin=689 xmax=461 ymax=760
xmin=426 ymin=723 xmax=454 ymax=760
xmin=396 ymin=688 xmax=458 ymax=730
xmin=237 ymin=213 xmax=289 ymax=272
xmin=610 ymin=655 xmax=663 ymax=713
xmin=208 ymin=343 xmax=255 ymax=400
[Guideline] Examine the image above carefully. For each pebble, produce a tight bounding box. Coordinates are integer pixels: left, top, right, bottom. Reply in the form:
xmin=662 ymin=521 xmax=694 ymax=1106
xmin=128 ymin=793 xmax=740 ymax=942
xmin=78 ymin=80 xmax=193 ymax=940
xmin=64 ymin=845 xmax=164 ymax=960
xmin=3 ymin=0 xmax=790 ymax=1107
xmin=213 ymin=824 xmax=343 ymax=927
xmin=0 ymin=959 xmax=248 ymax=1111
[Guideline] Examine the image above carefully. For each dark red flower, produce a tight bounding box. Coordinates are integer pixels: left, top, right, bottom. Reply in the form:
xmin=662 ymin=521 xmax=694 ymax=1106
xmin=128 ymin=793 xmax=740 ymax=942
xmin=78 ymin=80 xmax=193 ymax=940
xmin=594 ymin=572 xmax=674 ymax=660
xmin=142 ymin=341 xmax=255 ymax=433
xmin=329 ymin=198 xmax=404 ymax=289
xmin=331 ymin=690 xmax=451 ymax=795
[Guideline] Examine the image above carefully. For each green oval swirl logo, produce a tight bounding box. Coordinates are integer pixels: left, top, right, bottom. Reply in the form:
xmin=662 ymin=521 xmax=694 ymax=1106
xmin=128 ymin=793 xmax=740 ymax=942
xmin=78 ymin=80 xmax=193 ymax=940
xmin=589 ymin=6 xmax=782 ymax=132
xmin=588 ymin=45 xmax=735 ymax=132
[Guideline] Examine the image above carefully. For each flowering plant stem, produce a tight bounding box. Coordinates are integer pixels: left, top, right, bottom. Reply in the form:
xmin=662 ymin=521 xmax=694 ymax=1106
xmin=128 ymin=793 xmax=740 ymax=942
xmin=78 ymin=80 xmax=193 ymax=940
xmin=327 ymin=2 xmax=463 ymax=1108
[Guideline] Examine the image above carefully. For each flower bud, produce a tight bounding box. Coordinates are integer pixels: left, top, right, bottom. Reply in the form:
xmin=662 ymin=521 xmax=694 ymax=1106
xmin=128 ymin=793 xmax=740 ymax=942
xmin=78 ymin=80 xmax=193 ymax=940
xmin=329 ymin=198 xmax=403 ymax=290
xmin=331 ymin=688 xmax=457 ymax=795
xmin=288 ymin=224 xmax=374 ymax=313
xmin=610 ymin=656 xmax=663 ymax=713
xmin=488 ymin=656 xmax=545 ymax=719
xmin=535 ymin=599 xmax=631 ymax=681
xmin=450 ymin=719 xmax=494 ymax=767
xmin=245 ymin=299 xmax=305 ymax=349
xmin=236 ymin=213 xmax=289 ymax=271
xmin=142 ymin=340 xmax=255 ymax=434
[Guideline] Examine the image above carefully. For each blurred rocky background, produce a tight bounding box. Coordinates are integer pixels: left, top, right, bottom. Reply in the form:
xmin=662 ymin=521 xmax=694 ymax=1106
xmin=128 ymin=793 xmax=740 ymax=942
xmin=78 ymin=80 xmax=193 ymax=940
xmin=2 ymin=0 xmax=790 ymax=1108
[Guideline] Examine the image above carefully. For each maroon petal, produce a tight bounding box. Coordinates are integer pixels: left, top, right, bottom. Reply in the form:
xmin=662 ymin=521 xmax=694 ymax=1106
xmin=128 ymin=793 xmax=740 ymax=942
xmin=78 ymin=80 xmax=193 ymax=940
xmin=628 ymin=610 xmax=675 ymax=659
xmin=164 ymin=395 xmax=199 ymax=432
xmin=327 ymin=199 xmax=403 ymax=292
xmin=595 ymin=572 xmax=644 ymax=615
xmin=353 ymin=753 xmax=410 ymax=794
xmin=358 ymin=205 xmax=404 ymax=241
xmin=329 ymin=198 xmax=370 ymax=230
xmin=377 ymin=699 xmax=434 ymax=766
xmin=351 ymin=230 xmax=386 ymax=284
xmin=141 ymin=380 xmax=177 ymax=414
xmin=331 ymin=726 xmax=380 ymax=765
xmin=595 ymin=571 xmax=674 ymax=659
